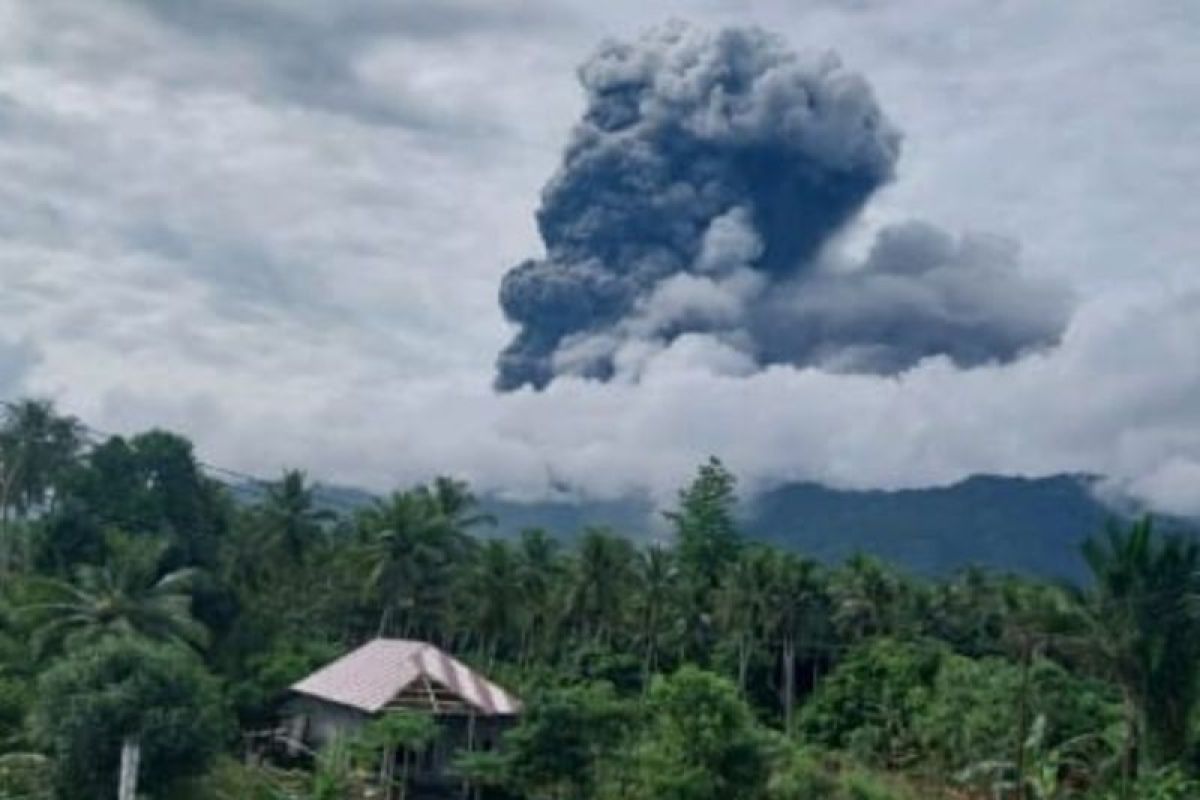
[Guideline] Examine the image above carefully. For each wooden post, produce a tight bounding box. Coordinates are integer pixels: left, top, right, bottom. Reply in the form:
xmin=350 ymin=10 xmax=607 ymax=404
xmin=379 ymin=745 xmax=397 ymax=800
xmin=118 ymin=737 xmax=140 ymax=800
xmin=461 ymin=713 xmax=477 ymax=800
xmin=398 ymin=747 xmax=409 ymax=800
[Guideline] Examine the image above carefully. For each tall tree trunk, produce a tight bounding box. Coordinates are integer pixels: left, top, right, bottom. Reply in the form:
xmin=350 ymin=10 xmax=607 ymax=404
xmin=0 ymin=507 xmax=8 ymax=575
xmin=1121 ymin=688 xmax=1139 ymax=800
xmin=0 ymin=472 xmax=11 ymax=575
xmin=118 ymin=737 xmax=140 ymax=800
xmin=1014 ymin=637 xmax=1033 ymax=800
xmin=641 ymin=605 xmax=658 ymax=689
xmin=782 ymin=636 xmax=797 ymax=735
xmin=0 ymin=455 xmax=27 ymax=576
xmin=736 ymin=634 xmax=750 ymax=693
xmin=519 ymin=626 xmax=531 ymax=667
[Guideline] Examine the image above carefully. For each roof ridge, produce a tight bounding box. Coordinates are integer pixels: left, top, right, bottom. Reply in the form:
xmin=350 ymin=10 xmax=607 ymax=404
xmin=291 ymin=638 xmax=521 ymax=715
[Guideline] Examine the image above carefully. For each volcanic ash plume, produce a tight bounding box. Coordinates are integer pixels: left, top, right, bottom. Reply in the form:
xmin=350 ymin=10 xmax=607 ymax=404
xmin=495 ymin=22 xmax=1070 ymax=391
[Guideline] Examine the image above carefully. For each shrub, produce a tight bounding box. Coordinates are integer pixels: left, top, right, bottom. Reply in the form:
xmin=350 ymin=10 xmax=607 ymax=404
xmin=621 ymin=667 xmax=771 ymax=800
xmin=31 ymin=637 xmax=230 ymax=800
xmin=769 ymin=746 xmax=919 ymax=800
xmin=0 ymin=753 xmax=53 ymax=799
xmin=800 ymin=638 xmax=1119 ymax=774
xmin=798 ymin=639 xmax=941 ymax=767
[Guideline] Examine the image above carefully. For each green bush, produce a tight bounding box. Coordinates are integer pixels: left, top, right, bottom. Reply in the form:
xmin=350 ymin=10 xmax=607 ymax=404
xmin=620 ymin=667 xmax=771 ymax=800
xmin=225 ymin=636 xmax=340 ymax=728
xmin=0 ymin=678 xmax=31 ymax=752
xmin=503 ymin=681 xmax=637 ymax=799
xmin=798 ymin=639 xmax=941 ymax=767
xmin=917 ymin=654 xmax=1118 ymax=772
xmin=0 ymin=753 xmax=53 ymax=799
xmin=31 ymin=637 xmax=231 ymax=800
xmin=1114 ymin=766 xmax=1200 ymax=800
xmin=768 ymin=747 xmax=840 ymax=798
xmin=800 ymin=638 xmax=1119 ymax=774
xmin=769 ymin=747 xmax=918 ymax=800
xmin=171 ymin=756 xmax=285 ymax=800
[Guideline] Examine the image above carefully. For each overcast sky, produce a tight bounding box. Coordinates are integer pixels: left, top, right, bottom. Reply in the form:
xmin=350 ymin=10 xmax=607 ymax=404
xmin=1 ymin=0 xmax=1198 ymax=512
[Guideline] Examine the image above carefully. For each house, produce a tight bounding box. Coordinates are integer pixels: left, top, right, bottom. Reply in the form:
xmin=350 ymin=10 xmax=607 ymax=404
xmin=284 ymin=638 xmax=521 ymax=792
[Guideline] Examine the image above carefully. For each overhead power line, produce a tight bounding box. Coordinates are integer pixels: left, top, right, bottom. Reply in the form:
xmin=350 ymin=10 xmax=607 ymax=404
xmin=72 ymin=420 xmax=363 ymax=510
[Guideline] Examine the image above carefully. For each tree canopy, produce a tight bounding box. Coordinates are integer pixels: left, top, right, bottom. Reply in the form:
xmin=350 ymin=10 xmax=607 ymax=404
xmin=0 ymin=399 xmax=1197 ymax=800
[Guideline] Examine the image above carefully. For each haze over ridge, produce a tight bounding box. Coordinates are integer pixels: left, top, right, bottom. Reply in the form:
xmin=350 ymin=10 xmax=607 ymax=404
xmin=0 ymin=2 xmax=1196 ymax=515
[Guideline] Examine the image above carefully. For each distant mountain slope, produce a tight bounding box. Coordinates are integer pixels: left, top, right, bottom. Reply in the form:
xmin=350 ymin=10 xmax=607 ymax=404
xmin=743 ymin=474 xmax=1119 ymax=581
xmin=240 ymin=473 xmax=1191 ymax=581
xmin=480 ymin=495 xmax=657 ymax=544
xmin=484 ymin=474 xmax=1133 ymax=580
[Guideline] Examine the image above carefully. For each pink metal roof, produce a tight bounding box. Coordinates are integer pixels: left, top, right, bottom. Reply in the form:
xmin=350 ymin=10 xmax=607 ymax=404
xmin=290 ymin=639 xmax=521 ymax=716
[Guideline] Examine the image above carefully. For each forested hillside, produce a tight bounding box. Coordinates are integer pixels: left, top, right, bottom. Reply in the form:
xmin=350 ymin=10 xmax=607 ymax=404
xmin=302 ymin=474 xmax=1135 ymax=581
xmin=1 ymin=398 xmax=1198 ymax=799
xmin=747 ymin=475 xmax=1125 ymax=581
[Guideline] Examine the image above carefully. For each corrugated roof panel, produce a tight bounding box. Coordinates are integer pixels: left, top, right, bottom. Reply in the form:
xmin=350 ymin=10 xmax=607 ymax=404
xmin=290 ymin=638 xmax=521 ymax=716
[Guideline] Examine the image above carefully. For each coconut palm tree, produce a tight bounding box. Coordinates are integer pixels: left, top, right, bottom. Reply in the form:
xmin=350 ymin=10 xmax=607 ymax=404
xmin=566 ymin=528 xmax=636 ymax=646
xmin=515 ymin=528 xmax=563 ymax=663
xmin=259 ymin=469 xmax=334 ymax=565
xmin=715 ymin=545 xmax=774 ymax=692
xmin=765 ymin=553 xmax=828 ymax=734
xmin=425 ymin=476 xmax=496 ymax=534
xmin=1076 ymin=518 xmax=1200 ymax=783
xmin=361 ymin=482 xmax=484 ymax=640
xmin=362 ymin=490 xmax=443 ymax=639
xmin=830 ymin=553 xmax=902 ymax=643
xmin=219 ymin=515 xmax=276 ymax=596
xmin=23 ymin=533 xmax=208 ymax=654
xmin=923 ymin=566 xmax=1009 ymax=657
xmin=635 ymin=544 xmax=679 ymax=684
xmin=465 ymin=539 xmax=521 ymax=666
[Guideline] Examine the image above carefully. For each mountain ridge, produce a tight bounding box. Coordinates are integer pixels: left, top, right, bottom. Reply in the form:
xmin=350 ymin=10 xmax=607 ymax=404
xmin=274 ymin=473 xmax=1193 ymax=582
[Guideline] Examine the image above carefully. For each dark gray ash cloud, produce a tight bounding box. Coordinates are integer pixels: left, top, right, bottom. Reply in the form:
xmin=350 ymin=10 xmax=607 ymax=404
xmin=496 ymin=22 xmax=1071 ymax=390
xmin=755 ymin=222 xmax=1073 ymax=374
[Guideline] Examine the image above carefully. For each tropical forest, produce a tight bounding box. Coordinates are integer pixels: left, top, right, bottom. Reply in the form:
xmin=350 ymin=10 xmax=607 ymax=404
xmin=0 ymin=398 xmax=1197 ymax=800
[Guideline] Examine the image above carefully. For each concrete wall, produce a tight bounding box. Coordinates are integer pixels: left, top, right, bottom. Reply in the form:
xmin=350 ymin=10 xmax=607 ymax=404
xmin=284 ymin=696 xmax=371 ymax=750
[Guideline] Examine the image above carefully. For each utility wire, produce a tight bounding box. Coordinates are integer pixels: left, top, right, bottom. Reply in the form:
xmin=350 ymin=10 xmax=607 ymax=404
xmin=72 ymin=421 xmax=364 ymax=511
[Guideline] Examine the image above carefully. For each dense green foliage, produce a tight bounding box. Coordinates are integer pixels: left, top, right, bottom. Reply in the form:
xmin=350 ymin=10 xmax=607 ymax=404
xmin=749 ymin=475 xmax=1121 ymax=580
xmin=0 ymin=398 xmax=1197 ymax=800
xmin=481 ymin=474 xmax=1138 ymax=581
xmin=31 ymin=637 xmax=228 ymax=798
xmin=798 ymin=638 xmax=1119 ymax=773
xmin=622 ymin=666 xmax=772 ymax=800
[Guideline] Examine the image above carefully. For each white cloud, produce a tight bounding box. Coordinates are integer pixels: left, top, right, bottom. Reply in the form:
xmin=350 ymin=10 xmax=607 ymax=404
xmin=1126 ymin=459 xmax=1200 ymax=518
xmin=39 ymin=286 xmax=1198 ymax=516
xmin=0 ymin=0 xmax=1195 ymax=515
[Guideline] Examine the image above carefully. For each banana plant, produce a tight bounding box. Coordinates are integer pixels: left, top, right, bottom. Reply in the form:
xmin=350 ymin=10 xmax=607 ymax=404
xmin=956 ymin=715 xmax=1121 ymax=799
